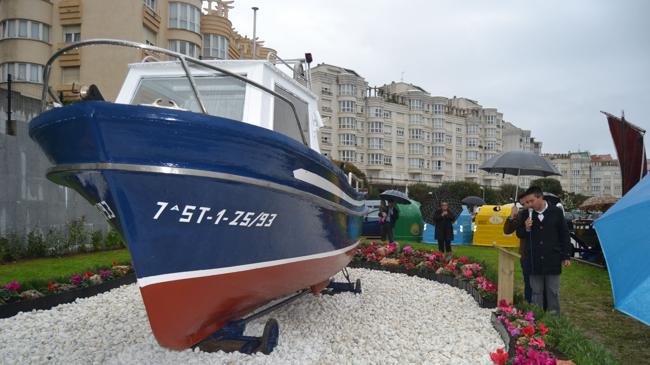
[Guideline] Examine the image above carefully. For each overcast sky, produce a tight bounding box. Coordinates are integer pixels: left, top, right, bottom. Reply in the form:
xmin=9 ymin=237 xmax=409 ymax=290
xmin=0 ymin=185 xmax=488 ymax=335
xmin=226 ymin=0 xmax=649 ymax=155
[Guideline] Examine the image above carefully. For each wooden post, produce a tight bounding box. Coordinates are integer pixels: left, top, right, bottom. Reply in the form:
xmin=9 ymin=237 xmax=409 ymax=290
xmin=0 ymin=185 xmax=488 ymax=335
xmin=497 ymin=247 xmax=521 ymax=304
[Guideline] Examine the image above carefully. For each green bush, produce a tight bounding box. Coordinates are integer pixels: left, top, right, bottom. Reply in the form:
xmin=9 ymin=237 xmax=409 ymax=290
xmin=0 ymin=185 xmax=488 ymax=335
xmin=0 ymin=233 xmax=24 ymax=263
xmin=25 ymin=229 xmax=47 ymax=258
xmin=91 ymin=230 xmax=104 ymax=251
xmin=45 ymin=226 xmax=68 ymax=257
xmin=105 ymin=227 xmax=125 ymax=249
xmin=66 ymin=217 xmax=90 ymax=253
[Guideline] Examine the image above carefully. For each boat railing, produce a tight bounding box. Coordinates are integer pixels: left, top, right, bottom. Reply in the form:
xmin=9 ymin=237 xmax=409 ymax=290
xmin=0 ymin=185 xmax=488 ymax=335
xmin=40 ymin=39 xmax=308 ymax=146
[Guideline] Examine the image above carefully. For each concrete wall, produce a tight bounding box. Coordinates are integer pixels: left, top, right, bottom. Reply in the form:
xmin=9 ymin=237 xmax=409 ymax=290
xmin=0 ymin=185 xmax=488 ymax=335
xmin=0 ymin=88 xmax=108 ymax=236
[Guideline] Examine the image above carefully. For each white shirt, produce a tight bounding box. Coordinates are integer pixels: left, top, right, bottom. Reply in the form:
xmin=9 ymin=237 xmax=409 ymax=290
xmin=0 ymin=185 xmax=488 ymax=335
xmin=535 ymin=201 xmax=548 ymax=222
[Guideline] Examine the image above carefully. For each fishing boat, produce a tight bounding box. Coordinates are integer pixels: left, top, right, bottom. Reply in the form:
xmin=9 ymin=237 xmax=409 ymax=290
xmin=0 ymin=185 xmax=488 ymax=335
xmin=29 ymin=40 xmax=365 ymax=351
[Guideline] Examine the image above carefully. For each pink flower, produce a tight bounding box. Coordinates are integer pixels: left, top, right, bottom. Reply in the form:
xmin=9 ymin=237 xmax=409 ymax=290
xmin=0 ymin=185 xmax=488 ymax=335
xmin=402 ymin=245 xmax=413 ymax=254
xmin=70 ymin=274 xmax=82 ymax=286
xmin=529 ymin=336 xmax=546 ymax=348
xmin=99 ymin=269 xmax=113 ymax=278
xmin=2 ymin=280 xmax=20 ymax=292
xmin=464 ymin=269 xmax=474 ymax=278
xmin=524 ymin=311 xmax=535 ymax=323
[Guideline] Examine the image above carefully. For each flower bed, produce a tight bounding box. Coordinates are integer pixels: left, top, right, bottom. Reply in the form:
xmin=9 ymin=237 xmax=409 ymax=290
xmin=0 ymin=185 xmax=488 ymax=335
xmin=0 ymin=263 xmax=135 ymax=318
xmin=350 ymin=241 xmax=497 ymax=308
xmin=490 ymin=300 xmax=574 ymax=365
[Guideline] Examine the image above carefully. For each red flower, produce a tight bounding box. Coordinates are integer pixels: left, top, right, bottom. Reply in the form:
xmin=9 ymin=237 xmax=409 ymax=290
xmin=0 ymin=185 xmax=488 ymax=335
xmin=489 ymin=348 xmax=509 ymax=365
xmin=83 ymin=271 xmax=94 ymax=280
xmin=464 ymin=269 xmax=474 ymax=278
xmin=459 ymin=256 xmax=469 ymax=264
xmin=47 ymin=280 xmax=56 ymax=292
xmin=522 ymin=325 xmax=536 ymax=337
xmin=537 ymin=322 xmax=549 ymax=335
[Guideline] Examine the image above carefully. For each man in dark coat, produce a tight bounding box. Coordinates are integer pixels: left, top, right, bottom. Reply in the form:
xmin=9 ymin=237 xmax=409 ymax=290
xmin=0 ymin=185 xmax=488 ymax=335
xmin=516 ymin=186 xmax=572 ymax=314
xmin=433 ymin=201 xmax=456 ymax=253
xmin=379 ymin=200 xmax=399 ymax=242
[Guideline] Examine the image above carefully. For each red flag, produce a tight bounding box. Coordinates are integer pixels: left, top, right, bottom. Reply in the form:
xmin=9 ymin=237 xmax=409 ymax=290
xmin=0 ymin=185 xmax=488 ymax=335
xmin=603 ymin=112 xmax=647 ymax=195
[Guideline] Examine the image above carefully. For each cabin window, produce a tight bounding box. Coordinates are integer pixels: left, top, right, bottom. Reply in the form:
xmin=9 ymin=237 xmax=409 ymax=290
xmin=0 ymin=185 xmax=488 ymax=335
xmin=131 ymin=75 xmax=246 ymax=121
xmin=273 ymin=85 xmax=309 ymax=143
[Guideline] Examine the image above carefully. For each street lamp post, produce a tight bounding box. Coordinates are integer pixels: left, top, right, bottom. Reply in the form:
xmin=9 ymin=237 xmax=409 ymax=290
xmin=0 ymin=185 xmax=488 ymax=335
xmin=480 ymin=186 xmax=485 ymax=201
xmin=251 ymin=7 xmax=259 ymax=60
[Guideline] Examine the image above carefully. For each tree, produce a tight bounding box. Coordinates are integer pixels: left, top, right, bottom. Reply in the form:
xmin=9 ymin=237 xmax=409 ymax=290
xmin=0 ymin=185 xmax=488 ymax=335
xmin=498 ymin=184 xmax=520 ymax=203
xmin=330 ymin=159 xmax=368 ymax=188
xmin=439 ymin=181 xmax=482 ymax=202
xmin=530 ymin=178 xmax=563 ymax=196
xmin=407 ymin=183 xmax=433 ymax=204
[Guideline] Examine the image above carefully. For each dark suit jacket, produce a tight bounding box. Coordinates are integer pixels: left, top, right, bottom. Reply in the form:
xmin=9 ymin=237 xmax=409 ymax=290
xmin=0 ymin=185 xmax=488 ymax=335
xmin=516 ymin=204 xmax=572 ymax=275
xmin=433 ymin=209 xmax=456 ymax=241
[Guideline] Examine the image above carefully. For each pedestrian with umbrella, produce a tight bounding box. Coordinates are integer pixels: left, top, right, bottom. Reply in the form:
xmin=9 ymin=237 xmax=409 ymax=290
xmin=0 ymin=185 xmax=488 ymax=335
xmin=379 ymin=190 xmax=409 ymax=243
xmin=433 ymin=201 xmax=457 ymax=254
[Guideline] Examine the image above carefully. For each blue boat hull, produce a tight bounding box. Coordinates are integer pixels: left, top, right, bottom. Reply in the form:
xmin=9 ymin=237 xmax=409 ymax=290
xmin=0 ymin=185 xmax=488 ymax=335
xmin=29 ymin=102 xmax=364 ymax=349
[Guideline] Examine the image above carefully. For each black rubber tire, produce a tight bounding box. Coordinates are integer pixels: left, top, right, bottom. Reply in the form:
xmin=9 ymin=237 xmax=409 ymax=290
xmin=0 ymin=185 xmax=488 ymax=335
xmin=259 ymin=318 xmax=280 ymax=355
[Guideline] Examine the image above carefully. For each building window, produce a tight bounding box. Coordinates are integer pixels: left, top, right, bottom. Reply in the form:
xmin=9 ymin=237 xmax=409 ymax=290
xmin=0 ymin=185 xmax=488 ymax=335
xmin=467 ymin=125 xmax=479 ymax=134
xmin=466 ymin=151 xmax=479 ymax=161
xmin=409 ymin=143 xmax=424 ymax=155
xmin=456 ymin=151 xmax=462 ymax=160
xmin=383 ymin=110 xmax=392 ymax=119
xmin=486 ymin=141 xmax=496 ymax=150
xmin=433 ymin=160 xmax=443 ymax=171
xmin=203 ymin=34 xmax=228 ymax=59
xmin=368 ymin=121 xmax=383 ymax=133
xmin=432 ymin=117 xmax=444 ymax=129
xmin=384 ymin=124 xmax=392 ymax=135
xmin=467 ymin=138 xmax=478 ymax=147
xmin=338 ymin=150 xmax=356 ymax=162
xmin=169 ymin=2 xmax=201 ymax=33
xmin=433 ymin=103 xmax=445 ymax=114
xmin=409 ymin=158 xmax=425 ymax=168
xmin=168 ymin=40 xmax=200 ymax=58
xmin=321 ymin=134 xmax=330 ymax=144
xmin=432 ymin=132 xmax=444 ymax=143
xmin=338 ymin=117 xmax=356 ymax=130
xmin=63 ymin=25 xmax=80 ymax=43
xmin=338 ymin=84 xmax=355 ymax=96
xmin=144 ymin=0 xmax=156 ymax=11
xmin=409 ymin=128 xmax=424 ymax=140
xmin=339 ymin=133 xmax=356 ymax=146
xmin=358 ymin=153 xmax=364 ymax=163
xmin=368 ymin=153 xmax=383 ymax=165
xmin=384 ymin=155 xmax=392 ymax=165
xmin=486 ymin=128 xmax=496 ymax=137
xmin=486 ymin=115 xmax=496 ymax=124
xmin=409 ymin=114 xmax=423 ymax=125
xmin=61 ymin=66 xmax=80 ymax=85
xmin=368 ymin=138 xmax=383 ymax=150
xmin=467 ymin=164 xmax=478 ymax=173
xmin=456 ymin=136 xmax=463 ymax=146
xmin=369 ymin=107 xmax=383 ymax=117
xmin=432 ymin=146 xmax=445 ymax=157
xmin=1 ymin=62 xmax=43 ymax=83
xmin=338 ymin=100 xmax=355 ymax=113
xmin=396 ymin=127 xmax=404 ymax=137
xmin=409 ymin=99 xmax=423 ymax=111
xmin=1 ymin=19 xmax=50 ymax=43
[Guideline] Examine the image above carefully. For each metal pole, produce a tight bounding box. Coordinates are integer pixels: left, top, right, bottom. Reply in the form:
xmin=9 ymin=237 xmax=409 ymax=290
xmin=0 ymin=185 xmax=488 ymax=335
xmin=251 ymin=7 xmax=258 ymax=60
xmin=7 ymin=73 xmax=11 ymax=126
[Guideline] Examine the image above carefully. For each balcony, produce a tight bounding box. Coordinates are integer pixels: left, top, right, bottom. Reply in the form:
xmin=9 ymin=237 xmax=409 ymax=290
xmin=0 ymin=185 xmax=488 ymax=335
xmin=321 ymin=89 xmax=333 ymax=96
xmin=57 ymin=43 xmax=80 ymax=67
xmin=143 ymin=4 xmax=161 ymax=32
xmin=59 ymin=0 xmax=82 ymax=25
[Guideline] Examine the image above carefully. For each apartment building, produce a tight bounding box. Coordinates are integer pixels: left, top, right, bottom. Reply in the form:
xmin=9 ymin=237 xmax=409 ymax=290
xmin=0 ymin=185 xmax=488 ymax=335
xmin=0 ymin=0 xmax=274 ymax=102
xmin=543 ymin=151 xmax=623 ymax=197
xmin=501 ymin=121 xmax=544 ymax=188
xmin=312 ymin=63 xmax=518 ymax=188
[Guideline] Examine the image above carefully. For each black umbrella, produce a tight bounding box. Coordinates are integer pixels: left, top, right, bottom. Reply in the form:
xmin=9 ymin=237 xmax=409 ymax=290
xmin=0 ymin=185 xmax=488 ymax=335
xmin=480 ymin=151 xmax=561 ymax=199
xmin=379 ymin=190 xmax=412 ymax=205
xmin=461 ymin=196 xmax=486 ymax=206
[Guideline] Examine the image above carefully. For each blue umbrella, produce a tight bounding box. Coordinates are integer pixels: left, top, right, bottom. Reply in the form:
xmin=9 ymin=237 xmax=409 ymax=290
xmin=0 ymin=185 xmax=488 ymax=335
xmin=594 ymin=174 xmax=650 ymax=326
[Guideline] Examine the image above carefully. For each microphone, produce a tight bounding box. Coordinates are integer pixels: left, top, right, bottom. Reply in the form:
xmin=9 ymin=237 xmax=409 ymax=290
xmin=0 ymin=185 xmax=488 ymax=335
xmin=528 ymin=208 xmax=533 ymax=219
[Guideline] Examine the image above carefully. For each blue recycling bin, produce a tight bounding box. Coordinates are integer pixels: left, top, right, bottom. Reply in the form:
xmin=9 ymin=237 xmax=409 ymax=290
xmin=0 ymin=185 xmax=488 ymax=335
xmin=422 ymin=206 xmax=474 ymax=245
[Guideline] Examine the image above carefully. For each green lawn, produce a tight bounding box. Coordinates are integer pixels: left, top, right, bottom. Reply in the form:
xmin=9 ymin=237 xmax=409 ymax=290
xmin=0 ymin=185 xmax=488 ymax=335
xmin=383 ymin=240 xmax=650 ymax=364
xmin=0 ymin=249 xmax=131 ymax=285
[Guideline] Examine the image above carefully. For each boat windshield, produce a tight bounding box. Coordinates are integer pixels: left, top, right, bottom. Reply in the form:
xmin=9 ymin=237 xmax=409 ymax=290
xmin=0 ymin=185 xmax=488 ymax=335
xmin=130 ymin=75 xmax=246 ymax=121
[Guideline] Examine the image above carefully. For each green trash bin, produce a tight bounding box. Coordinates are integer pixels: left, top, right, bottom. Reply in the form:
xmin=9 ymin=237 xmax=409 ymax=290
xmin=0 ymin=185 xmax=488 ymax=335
xmin=393 ymin=200 xmax=424 ymax=242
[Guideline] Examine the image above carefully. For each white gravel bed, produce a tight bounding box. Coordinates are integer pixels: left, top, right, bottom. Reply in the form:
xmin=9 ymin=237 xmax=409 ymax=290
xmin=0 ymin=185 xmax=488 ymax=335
xmin=0 ymin=268 xmax=503 ymax=365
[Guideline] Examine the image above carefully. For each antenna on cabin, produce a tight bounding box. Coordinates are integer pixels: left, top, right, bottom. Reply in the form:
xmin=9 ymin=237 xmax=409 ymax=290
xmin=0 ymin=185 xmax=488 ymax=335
xmin=251 ymin=6 xmax=259 ymax=60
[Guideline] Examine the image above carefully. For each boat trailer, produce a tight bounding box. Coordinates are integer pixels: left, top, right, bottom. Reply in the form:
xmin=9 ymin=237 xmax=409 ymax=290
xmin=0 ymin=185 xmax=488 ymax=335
xmin=195 ymin=270 xmax=361 ymax=354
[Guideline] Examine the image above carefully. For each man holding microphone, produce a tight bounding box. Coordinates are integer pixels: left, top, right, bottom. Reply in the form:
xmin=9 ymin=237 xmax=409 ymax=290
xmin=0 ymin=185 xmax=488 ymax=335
xmin=516 ymin=186 xmax=572 ymax=314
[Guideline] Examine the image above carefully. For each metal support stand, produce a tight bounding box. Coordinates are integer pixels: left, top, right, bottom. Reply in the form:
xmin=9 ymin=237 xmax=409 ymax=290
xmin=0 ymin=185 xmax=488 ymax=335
xmin=195 ymin=290 xmax=308 ymax=354
xmin=323 ymin=268 xmax=362 ymax=295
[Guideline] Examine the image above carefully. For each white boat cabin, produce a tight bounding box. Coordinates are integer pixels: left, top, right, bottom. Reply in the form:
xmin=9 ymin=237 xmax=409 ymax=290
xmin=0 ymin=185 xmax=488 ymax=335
xmin=114 ymin=60 xmax=323 ymax=152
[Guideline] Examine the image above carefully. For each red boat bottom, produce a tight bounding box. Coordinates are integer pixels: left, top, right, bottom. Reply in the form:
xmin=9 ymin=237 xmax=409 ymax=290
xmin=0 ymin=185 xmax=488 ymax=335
xmin=138 ymin=246 xmax=356 ymax=350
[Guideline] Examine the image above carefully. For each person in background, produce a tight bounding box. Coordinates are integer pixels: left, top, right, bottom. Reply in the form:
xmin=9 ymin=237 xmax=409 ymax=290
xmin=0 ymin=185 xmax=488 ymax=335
xmin=433 ymin=201 xmax=456 ymax=254
xmin=379 ymin=200 xmax=399 ymax=242
xmin=516 ymin=186 xmax=572 ymax=314
xmin=504 ymin=193 xmax=533 ymax=304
